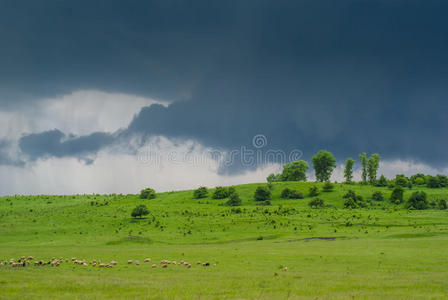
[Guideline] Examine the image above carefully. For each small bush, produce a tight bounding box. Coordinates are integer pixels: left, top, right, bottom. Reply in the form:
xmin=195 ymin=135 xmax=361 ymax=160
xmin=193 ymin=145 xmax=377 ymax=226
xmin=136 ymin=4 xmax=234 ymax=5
xmin=193 ymin=186 xmax=208 ymax=199
xmin=225 ymin=193 xmax=242 ymax=206
xmin=343 ymin=190 xmax=365 ymax=208
xmin=414 ymin=177 xmax=425 ymax=185
xmin=322 ymin=182 xmax=334 ymax=192
xmin=406 ymin=191 xmax=428 ymax=210
xmin=254 ymin=187 xmax=271 ymax=201
xmin=213 ymin=187 xmax=230 ymax=199
xmin=390 ymin=186 xmax=404 ymax=204
xmin=281 ymin=188 xmax=303 ymax=199
xmin=372 ymin=191 xmax=384 ymax=201
xmin=309 ymin=186 xmax=319 ymax=197
xmin=438 ymin=199 xmax=447 ymax=210
xmin=131 ymin=204 xmax=149 ymax=218
xmin=394 ymin=175 xmax=408 ymax=187
xmin=308 ymin=197 xmax=324 ymax=208
xmin=140 ymin=188 xmax=156 ymax=200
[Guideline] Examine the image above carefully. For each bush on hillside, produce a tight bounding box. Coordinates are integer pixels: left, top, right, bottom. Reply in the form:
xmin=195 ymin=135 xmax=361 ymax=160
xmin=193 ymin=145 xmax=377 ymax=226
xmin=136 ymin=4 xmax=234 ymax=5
xmin=254 ymin=187 xmax=271 ymax=201
xmin=225 ymin=193 xmax=242 ymax=206
xmin=140 ymin=188 xmax=156 ymax=200
xmin=308 ymin=197 xmax=324 ymax=208
xmin=343 ymin=190 xmax=365 ymax=208
xmin=406 ymin=191 xmax=428 ymax=210
xmin=372 ymin=191 xmax=384 ymax=201
xmin=375 ymin=175 xmax=388 ymax=187
xmin=438 ymin=199 xmax=447 ymax=210
xmin=281 ymin=188 xmax=304 ymax=199
xmin=131 ymin=204 xmax=149 ymax=218
xmin=213 ymin=187 xmax=230 ymax=199
xmin=309 ymin=186 xmax=319 ymax=197
xmin=390 ymin=186 xmax=404 ymax=204
xmin=193 ymin=186 xmax=208 ymax=199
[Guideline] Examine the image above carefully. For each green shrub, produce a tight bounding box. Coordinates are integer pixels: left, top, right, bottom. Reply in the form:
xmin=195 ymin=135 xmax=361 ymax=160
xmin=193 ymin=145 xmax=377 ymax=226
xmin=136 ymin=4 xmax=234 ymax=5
xmin=308 ymin=197 xmax=324 ymax=208
xmin=322 ymin=182 xmax=334 ymax=192
xmin=140 ymin=188 xmax=156 ymax=199
xmin=225 ymin=193 xmax=242 ymax=206
xmin=394 ymin=175 xmax=408 ymax=187
xmin=213 ymin=187 xmax=230 ymax=199
xmin=254 ymin=187 xmax=271 ymax=201
xmin=131 ymin=204 xmax=149 ymax=218
xmin=372 ymin=191 xmax=384 ymax=201
xmin=193 ymin=186 xmax=208 ymax=199
xmin=266 ymin=173 xmax=283 ymax=182
xmin=414 ymin=177 xmax=425 ymax=185
xmin=343 ymin=190 xmax=365 ymax=208
xmin=309 ymin=186 xmax=319 ymax=197
xmin=406 ymin=191 xmax=428 ymax=210
xmin=281 ymin=188 xmax=303 ymax=199
xmin=390 ymin=186 xmax=404 ymax=204
xmin=438 ymin=199 xmax=447 ymax=210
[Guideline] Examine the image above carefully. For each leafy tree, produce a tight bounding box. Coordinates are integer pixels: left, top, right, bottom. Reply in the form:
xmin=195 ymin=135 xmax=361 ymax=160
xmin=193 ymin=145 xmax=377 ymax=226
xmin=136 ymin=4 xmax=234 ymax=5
xmin=390 ymin=186 xmax=404 ymax=204
xmin=254 ymin=187 xmax=271 ymax=201
xmin=410 ymin=174 xmax=426 ymax=185
xmin=281 ymin=188 xmax=292 ymax=199
xmin=414 ymin=177 xmax=425 ymax=185
xmin=225 ymin=193 xmax=242 ymax=206
xmin=376 ymin=175 xmax=388 ymax=187
xmin=394 ymin=175 xmax=409 ymax=187
xmin=312 ymin=150 xmax=336 ymax=182
xmin=343 ymin=190 xmax=365 ymax=208
xmin=359 ymin=152 xmax=368 ymax=183
xmin=266 ymin=173 xmax=283 ymax=183
xmin=308 ymin=186 xmax=319 ymax=197
xmin=436 ymin=175 xmax=448 ymax=187
xmin=344 ymin=158 xmax=355 ymax=183
xmin=193 ymin=186 xmax=208 ymax=199
xmin=427 ymin=176 xmax=440 ymax=188
xmin=406 ymin=191 xmax=428 ymax=210
xmin=372 ymin=191 xmax=384 ymax=201
xmin=140 ymin=188 xmax=156 ymax=200
xmin=308 ymin=197 xmax=324 ymax=208
xmin=213 ymin=187 xmax=230 ymax=199
xmin=367 ymin=153 xmax=380 ymax=185
xmin=322 ymin=182 xmax=334 ymax=192
xmin=131 ymin=204 xmax=149 ymax=218
xmin=281 ymin=160 xmax=309 ymax=181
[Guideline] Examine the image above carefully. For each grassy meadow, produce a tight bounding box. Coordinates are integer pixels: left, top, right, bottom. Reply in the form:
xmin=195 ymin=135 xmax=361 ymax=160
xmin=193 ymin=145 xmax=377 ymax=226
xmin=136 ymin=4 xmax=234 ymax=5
xmin=1 ymin=182 xmax=448 ymax=299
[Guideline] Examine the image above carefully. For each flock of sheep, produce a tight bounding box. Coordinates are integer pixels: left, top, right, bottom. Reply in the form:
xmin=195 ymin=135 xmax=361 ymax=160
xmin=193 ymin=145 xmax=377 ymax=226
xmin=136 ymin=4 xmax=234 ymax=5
xmin=0 ymin=256 xmax=217 ymax=269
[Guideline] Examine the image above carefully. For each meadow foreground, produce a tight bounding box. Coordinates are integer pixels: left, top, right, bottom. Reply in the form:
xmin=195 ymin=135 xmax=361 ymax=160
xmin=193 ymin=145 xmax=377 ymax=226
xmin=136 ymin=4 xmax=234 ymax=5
xmin=1 ymin=182 xmax=448 ymax=299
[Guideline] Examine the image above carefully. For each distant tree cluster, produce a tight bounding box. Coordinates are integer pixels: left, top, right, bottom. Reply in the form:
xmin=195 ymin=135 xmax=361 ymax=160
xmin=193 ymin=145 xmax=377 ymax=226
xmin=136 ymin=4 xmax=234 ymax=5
xmin=140 ymin=188 xmax=156 ymax=200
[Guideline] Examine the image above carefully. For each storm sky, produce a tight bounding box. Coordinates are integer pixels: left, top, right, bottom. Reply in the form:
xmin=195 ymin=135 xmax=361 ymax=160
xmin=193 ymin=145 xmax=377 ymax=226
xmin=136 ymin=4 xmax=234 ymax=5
xmin=1 ymin=0 xmax=448 ymax=195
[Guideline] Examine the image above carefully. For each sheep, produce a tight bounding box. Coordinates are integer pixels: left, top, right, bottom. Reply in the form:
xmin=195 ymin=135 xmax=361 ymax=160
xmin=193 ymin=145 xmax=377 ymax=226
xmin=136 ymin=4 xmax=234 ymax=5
xmin=144 ymin=258 xmax=151 ymax=263
xmin=135 ymin=260 xmax=140 ymax=266
xmin=203 ymin=262 xmax=210 ymax=267
xmin=162 ymin=264 xmax=167 ymax=268
xmin=27 ymin=256 xmax=34 ymax=260
xmin=110 ymin=261 xmax=117 ymax=266
xmin=152 ymin=264 xmax=157 ymax=268
xmin=283 ymin=267 xmax=288 ymax=271
xmin=197 ymin=261 xmax=201 ymax=265
xmin=98 ymin=263 xmax=106 ymax=268
xmin=127 ymin=260 xmax=133 ymax=264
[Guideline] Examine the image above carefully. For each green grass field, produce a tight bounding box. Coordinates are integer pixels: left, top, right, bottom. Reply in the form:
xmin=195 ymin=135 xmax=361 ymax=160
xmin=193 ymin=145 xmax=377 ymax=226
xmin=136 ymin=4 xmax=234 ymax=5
xmin=1 ymin=182 xmax=448 ymax=299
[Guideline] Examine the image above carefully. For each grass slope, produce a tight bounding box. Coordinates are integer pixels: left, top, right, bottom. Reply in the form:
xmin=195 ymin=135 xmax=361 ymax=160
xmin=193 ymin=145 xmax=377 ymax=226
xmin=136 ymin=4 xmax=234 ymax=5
xmin=1 ymin=182 xmax=448 ymax=299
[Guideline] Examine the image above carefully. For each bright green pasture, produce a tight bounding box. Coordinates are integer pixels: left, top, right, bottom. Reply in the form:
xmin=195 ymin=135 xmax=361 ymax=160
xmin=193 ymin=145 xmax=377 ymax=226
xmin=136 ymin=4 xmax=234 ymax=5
xmin=1 ymin=182 xmax=448 ymax=299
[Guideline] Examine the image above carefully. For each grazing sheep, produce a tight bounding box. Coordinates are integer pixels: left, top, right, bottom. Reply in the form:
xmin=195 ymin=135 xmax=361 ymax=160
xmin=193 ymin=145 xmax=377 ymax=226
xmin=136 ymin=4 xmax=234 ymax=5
xmin=284 ymin=267 xmax=288 ymax=271
xmin=186 ymin=264 xmax=192 ymax=268
xmin=135 ymin=260 xmax=140 ymax=266
xmin=110 ymin=261 xmax=117 ymax=266
xmin=152 ymin=264 xmax=157 ymax=268
xmin=162 ymin=264 xmax=167 ymax=268
xmin=203 ymin=262 xmax=210 ymax=267
xmin=98 ymin=263 xmax=106 ymax=268
xmin=197 ymin=261 xmax=201 ymax=265
xmin=127 ymin=260 xmax=133 ymax=264
xmin=71 ymin=258 xmax=76 ymax=261
xmin=27 ymin=256 xmax=34 ymax=260
xmin=144 ymin=258 xmax=151 ymax=263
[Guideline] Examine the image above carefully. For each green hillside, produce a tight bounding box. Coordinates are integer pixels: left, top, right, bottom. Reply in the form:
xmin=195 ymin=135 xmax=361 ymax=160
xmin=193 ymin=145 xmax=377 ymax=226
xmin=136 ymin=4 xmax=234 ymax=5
xmin=1 ymin=182 xmax=448 ymax=299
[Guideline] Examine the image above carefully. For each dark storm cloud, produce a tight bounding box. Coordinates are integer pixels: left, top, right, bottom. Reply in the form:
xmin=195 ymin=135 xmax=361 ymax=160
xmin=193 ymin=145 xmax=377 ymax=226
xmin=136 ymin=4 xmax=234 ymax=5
xmin=18 ymin=130 xmax=114 ymax=162
xmin=3 ymin=1 xmax=448 ymax=168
